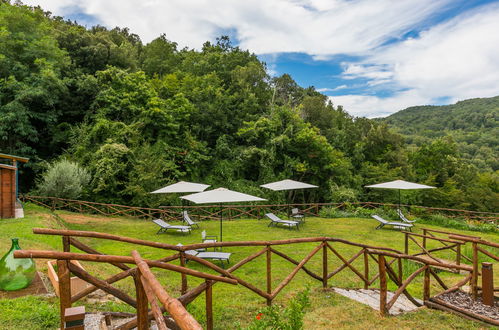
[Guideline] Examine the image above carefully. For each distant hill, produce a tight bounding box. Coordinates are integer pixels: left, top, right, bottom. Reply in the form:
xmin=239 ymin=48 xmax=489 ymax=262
xmin=381 ymin=96 xmax=499 ymax=171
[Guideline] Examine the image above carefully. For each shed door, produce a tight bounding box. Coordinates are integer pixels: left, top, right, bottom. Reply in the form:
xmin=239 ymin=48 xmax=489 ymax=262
xmin=0 ymin=168 xmax=15 ymax=218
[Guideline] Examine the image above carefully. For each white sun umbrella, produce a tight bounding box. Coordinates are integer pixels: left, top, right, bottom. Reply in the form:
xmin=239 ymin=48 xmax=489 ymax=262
xmin=365 ymin=179 xmax=435 ymax=211
xmin=260 ymin=179 xmax=318 ymax=191
xmin=260 ymin=179 xmax=318 ymax=215
xmin=150 ymin=181 xmax=210 ymax=194
xmin=181 ymin=188 xmax=266 ymax=242
xmin=151 ymin=181 xmax=210 ymax=217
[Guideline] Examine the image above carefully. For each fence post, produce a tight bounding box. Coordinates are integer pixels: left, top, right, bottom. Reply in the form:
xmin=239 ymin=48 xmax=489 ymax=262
xmin=205 ymin=280 xmax=213 ymax=330
xmin=423 ymin=266 xmax=430 ymax=301
xmin=471 ymin=242 xmax=478 ymax=300
xmin=378 ymin=255 xmax=387 ymax=316
xmin=422 ymin=229 xmax=427 ymax=249
xmin=62 ymin=236 xmax=70 ymax=253
xmin=322 ymin=242 xmax=328 ymax=288
xmin=397 ymin=258 xmax=402 ymax=284
xmin=481 ymin=262 xmax=494 ymax=307
xmin=266 ymin=245 xmax=272 ymax=306
xmin=57 ymin=259 xmax=71 ymax=330
xmin=135 ymin=272 xmax=149 ymax=330
xmin=179 ymin=252 xmax=188 ymax=294
xmin=456 ymin=244 xmax=461 ymax=266
xmin=404 ymin=233 xmax=409 ymax=254
xmin=363 ymin=249 xmax=369 ymax=289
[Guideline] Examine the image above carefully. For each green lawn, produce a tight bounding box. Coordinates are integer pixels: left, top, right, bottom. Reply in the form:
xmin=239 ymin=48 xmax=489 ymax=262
xmin=0 ymin=203 xmax=497 ymax=329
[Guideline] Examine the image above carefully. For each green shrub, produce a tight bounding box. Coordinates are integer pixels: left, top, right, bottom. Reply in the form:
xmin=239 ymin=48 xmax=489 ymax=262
xmin=36 ymin=159 xmax=91 ymax=199
xmin=418 ymin=213 xmax=497 ymax=233
xmin=238 ymin=287 xmax=311 ymax=330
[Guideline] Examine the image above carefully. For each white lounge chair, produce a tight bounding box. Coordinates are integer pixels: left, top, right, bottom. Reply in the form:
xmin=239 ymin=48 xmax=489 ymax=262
xmin=178 ymin=244 xmax=231 ymax=266
xmin=290 ymin=208 xmax=305 ymax=222
xmin=371 ymin=215 xmax=413 ymax=231
xmin=397 ymin=209 xmax=416 ymax=224
xmin=266 ymin=213 xmax=300 ymax=230
xmin=152 ymin=219 xmax=191 ymax=234
xmin=182 ymin=211 xmax=200 ymax=228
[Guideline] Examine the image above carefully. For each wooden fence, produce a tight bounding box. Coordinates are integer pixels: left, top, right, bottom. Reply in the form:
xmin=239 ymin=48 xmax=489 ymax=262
xmin=13 ymin=228 xmax=493 ymax=328
xmin=21 ymin=195 xmax=499 ymax=224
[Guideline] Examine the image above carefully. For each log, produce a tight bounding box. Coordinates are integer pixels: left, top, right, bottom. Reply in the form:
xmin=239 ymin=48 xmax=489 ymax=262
xmin=363 ymin=249 xmax=369 ymax=289
xmin=132 ymin=250 xmax=203 ymax=330
xmin=271 ymin=243 xmax=323 ymax=299
xmin=386 ymin=265 xmax=427 ymax=311
xmin=68 ymin=262 xmax=137 ymax=308
xmin=57 ymin=260 xmax=71 ymax=330
xmin=139 ymin=275 xmax=167 ymax=330
xmin=424 ymin=267 xmax=430 ymax=301
xmin=270 ymin=247 xmax=322 ymax=281
xmin=135 ymin=272 xmax=149 ymax=330
xmin=206 ymin=280 xmax=213 ymax=330
xmin=72 ymin=267 xmax=136 ymax=303
xmin=70 ymin=237 xmax=130 ymax=271
xmin=323 ymin=244 xmax=328 ymax=288
xmin=428 ymin=268 xmax=448 ymax=290
xmin=34 ymin=228 xmax=181 ymax=251
xmin=366 ymin=249 xmax=471 ymax=272
xmin=15 ymin=250 xmax=237 ymax=285
xmin=378 ymin=255 xmax=387 ymax=316
xmin=266 ymin=246 xmax=272 ymax=306
xmin=327 ymin=244 xmax=367 ymax=282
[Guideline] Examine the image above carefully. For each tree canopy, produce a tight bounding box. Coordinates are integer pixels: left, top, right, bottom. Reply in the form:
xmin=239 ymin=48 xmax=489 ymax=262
xmin=1 ymin=1 xmax=497 ymax=212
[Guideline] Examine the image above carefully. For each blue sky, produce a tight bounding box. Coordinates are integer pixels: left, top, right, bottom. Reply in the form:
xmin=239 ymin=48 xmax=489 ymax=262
xmin=24 ymin=0 xmax=499 ymax=117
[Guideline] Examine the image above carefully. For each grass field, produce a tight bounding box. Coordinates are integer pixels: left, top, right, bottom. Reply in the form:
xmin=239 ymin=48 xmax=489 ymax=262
xmin=0 ymin=203 xmax=497 ymax=329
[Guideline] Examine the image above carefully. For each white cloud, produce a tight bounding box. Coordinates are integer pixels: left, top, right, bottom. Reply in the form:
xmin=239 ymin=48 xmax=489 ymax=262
xmin=317 ymin=85 xmax=347 ymax=92
xmin=23 ymin=0 xmax=451 ymax=54
xmin=21 ymin=0 xmax=499 ymax=117
xmin=331 ymin=91 xmax=429 ymax=118
xmin=333 ymin=3 xmax=499 ymax=116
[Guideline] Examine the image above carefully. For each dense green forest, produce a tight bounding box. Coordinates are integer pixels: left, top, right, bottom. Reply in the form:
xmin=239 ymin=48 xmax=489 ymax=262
xmin=0 ymin=1 xmax=497 ymax=212
xmin=382 ymin=97 xmax=499 ymax=172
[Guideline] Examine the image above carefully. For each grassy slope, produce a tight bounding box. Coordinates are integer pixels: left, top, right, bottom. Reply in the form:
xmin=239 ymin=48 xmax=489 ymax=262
xmin=0 ymin=203 xmax=497 ymax=329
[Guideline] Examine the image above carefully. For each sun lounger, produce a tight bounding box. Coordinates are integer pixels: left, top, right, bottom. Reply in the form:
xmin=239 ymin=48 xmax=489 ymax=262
xmin=266 ymin=213 xmax=300 ymax=230
xmin=397 ymin=209 xmax=416 ymax=224
xmin=290 ymin=208 xmax=305 ymax=222
xmin=182 ymin=211 xmax=200 ymax=228
xmin=371 ymin=215 xmax=413 ymax=231
xmin=178 ymin=244 xmax=231 ymax=266
xmin=152 ymin=219 xmax=191 ymax=234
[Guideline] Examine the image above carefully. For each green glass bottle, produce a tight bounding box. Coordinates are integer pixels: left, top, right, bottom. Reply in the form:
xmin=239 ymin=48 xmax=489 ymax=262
xmin=0 ymin=238 xmax=36 ymax=291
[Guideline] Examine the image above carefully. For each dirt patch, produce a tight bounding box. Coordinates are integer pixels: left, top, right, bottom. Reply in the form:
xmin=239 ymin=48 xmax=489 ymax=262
xmin=57 ymin=213 xmax=111 ymax=224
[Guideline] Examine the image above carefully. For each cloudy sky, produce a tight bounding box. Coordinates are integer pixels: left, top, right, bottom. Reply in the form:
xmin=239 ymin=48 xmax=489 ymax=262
xmin=23 ymin=0 xmax=499 ymax=117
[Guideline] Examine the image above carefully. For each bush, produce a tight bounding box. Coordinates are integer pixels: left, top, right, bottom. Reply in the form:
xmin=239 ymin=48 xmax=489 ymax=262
xmin=36 ymin=159 xmax=91 ymax=199
xmin=238 ymin=287 xmax=311 ymax=330
xmin=418 ymin=213 xmax=497 ymax=233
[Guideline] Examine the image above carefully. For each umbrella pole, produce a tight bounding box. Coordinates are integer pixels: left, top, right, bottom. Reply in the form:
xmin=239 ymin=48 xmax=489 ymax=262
xmin=220 ymin=203 xmax=223 ymax=243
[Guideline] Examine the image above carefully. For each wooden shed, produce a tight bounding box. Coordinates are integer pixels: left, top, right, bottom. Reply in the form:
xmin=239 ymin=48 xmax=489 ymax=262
xmin=0 ymin=153 xmax=29 ymax=219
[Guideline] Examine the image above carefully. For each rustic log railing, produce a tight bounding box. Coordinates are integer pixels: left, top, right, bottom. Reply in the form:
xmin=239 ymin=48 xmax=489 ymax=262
xmin=402 ymin=230 xmax=468 ymax=270
xmin=21 ymin=195 xmax=499 ymax=224
xmin=412 ymin=228 xmax=498 ymax=302
xmin=447 ymin=235 xmax=498 ymax=300
xmin=12 ymin=228 xmax=484 ymax=328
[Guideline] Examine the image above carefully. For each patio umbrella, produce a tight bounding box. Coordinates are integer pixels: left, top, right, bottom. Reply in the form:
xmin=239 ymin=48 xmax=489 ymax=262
xmin=180 ymin=188 xmax=266 ymax=242
xmin=365 ymin=179 xmax=435 ymax=211
xmin=260 ymin=179 xmax=318 ymax=216
xmin=150 ymin=181 xmax=210 ymax=194
xmin=151 ymin=181 xmax=210 ymax=217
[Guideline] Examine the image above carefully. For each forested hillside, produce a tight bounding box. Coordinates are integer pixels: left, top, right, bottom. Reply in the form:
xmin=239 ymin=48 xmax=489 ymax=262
xmin=383 ymin=97 xmax=499 ymax=171
xmin=0 ymin=1 xmax=497 ymax=212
